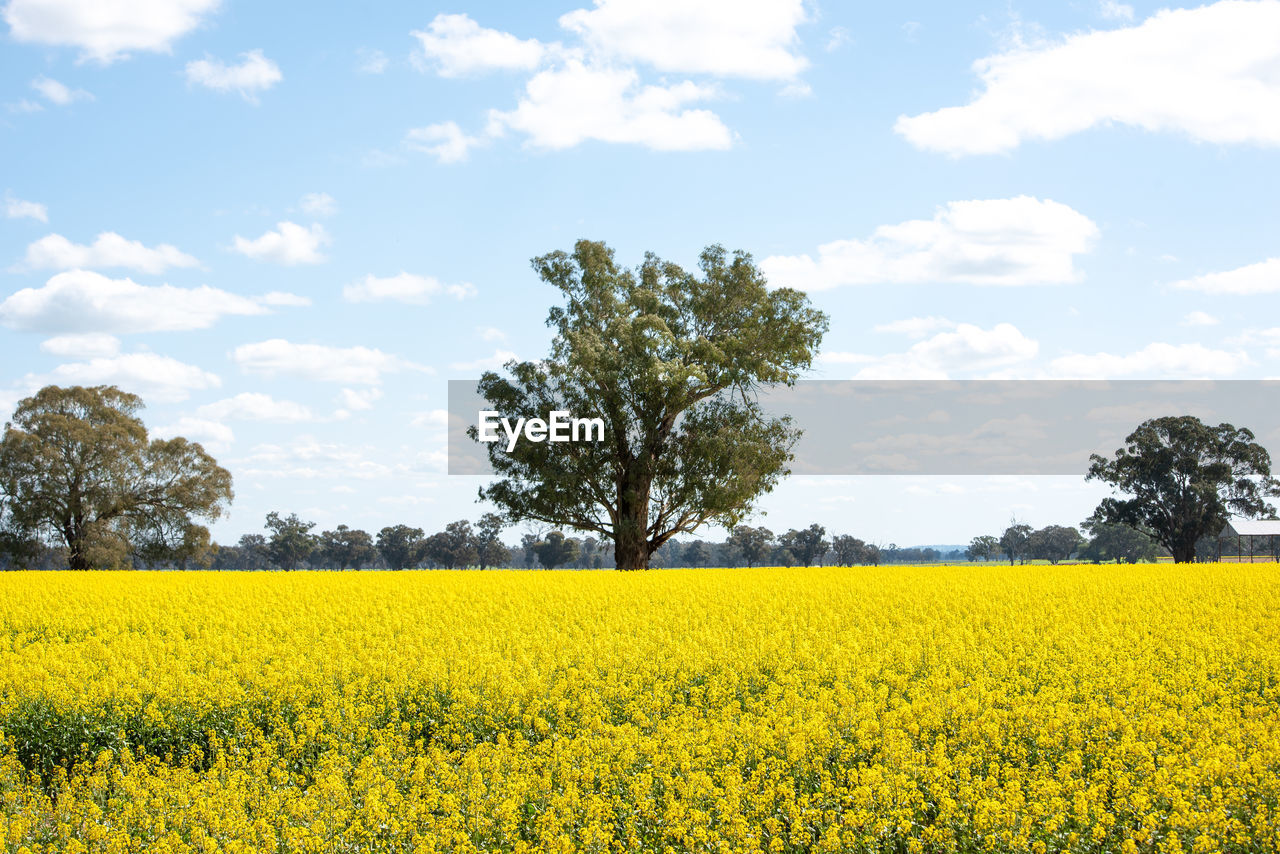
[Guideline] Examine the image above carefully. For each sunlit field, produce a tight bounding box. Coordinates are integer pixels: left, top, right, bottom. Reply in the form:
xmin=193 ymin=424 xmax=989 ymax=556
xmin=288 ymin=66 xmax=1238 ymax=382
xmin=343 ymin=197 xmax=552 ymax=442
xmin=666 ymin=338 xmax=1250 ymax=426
xmin=0 ymin=566 xmax=1278 ymax=853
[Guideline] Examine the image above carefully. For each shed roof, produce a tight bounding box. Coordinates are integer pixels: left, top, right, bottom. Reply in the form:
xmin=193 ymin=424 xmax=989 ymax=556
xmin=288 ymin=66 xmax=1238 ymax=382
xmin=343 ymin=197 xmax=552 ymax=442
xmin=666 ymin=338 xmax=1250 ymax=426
xmin=1220 ymin=518 xmax=1280 ymax=537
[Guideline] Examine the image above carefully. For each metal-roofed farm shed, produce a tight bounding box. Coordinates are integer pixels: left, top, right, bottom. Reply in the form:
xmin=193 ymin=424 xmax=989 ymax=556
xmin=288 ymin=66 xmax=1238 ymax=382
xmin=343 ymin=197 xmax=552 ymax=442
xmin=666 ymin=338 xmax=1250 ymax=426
xmin=1218 ymin=518 xmax=1280 ymax=562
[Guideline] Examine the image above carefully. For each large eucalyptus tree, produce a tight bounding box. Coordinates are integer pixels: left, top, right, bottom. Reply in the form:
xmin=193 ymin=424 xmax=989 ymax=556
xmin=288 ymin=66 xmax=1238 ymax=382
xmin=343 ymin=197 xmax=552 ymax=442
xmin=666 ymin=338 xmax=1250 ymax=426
xmin=0 ymin=385 xmax=233 ymax=570
xmin=472 ymin=240 xmax=828 ymax=571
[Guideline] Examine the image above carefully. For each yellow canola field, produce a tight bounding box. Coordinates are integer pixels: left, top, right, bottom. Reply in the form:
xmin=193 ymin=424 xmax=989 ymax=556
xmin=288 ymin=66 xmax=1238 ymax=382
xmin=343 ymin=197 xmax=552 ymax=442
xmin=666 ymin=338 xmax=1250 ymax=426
xmin=0 ymin=565 xmax=1278 ymax=854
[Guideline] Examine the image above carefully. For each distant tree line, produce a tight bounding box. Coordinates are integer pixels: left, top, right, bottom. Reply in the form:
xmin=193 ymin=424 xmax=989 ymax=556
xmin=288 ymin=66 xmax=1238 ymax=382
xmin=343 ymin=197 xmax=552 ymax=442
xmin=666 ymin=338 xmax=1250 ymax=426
xmin=964 ymin=518 xmax=1162 ymax=565
xmin=4 ymin=386 xmax=1276 ymax=570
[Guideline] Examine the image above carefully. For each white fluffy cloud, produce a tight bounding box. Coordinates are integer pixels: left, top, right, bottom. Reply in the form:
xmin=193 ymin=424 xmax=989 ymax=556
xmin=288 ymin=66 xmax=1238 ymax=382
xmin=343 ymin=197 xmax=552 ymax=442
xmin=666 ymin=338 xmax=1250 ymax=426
xmin=407 ymin=1 xmax=807 ymax=157
xmin=237 ymin=438 xmax=397 ymax=481
xmin=1050 ymin=343 xmax=1250 ymax=378
xmin=232 ymin=221 xmax=328 ymax=265
xmin=1170 ymin=257 xmax=1280 ymax=295
xmin=20 ymin=231 xmax=198 ymax=273
xmin=39 ymin=332 xmax=120 ymax=357
xmin=298 ymin=192 xmax=337 ymax=216
xmin=3 ymin=0 xmax=222 ymax=63
xmin=821 ymin=323 xmax=1039 ymax=379
xmin=28 ymin=353 xmax=220 ymax=402
xmin=448 ymin=349 xmax=518 ymax=372
xmin=896 ymin=1 xmax=1280 ymax=155
xmin=3 ymin=193 xmax=46 ymax=222
xmin=412 ymin=13 xmax=548 ymax=76
xmin=258 ymin=292 xmax=311 ymax=307
xmin=334 ymin=387 xmax=383 ymax=418
xmin=1181 ymin=311 xmax=1220 ymax=327
xmin=559 ymin=0 xmax=808 ymax=80
xmin=152 ymin=417 xmax=234 ymax=451
xmin=343 ymin=272 xmax=476 ymax=305
xmin=31 ymin=76 xmax=91 ymax=105
xmin=196 ymin=393 xmax=314 ymax=422
xmin=404 ymin=121 xmax=486 ymax=163
xmin=0 ymin=270 xmax=303 ymax=333
xmin=489 ymin=61 xmax=731 ymax=151
xmin=411 ymin=409 xmax=449 ymax=429
xmin=1100 ymin=1 xmax=1135 ymax=21
xmin=356 ymin=48 xmax=388 ymax=74
xmin=184 ymin=50 xmax=281 ymax=102
xmin=761 ymin=197 xmax=1098 ymax=290
xmin=873 ymin=316 xmax=956 ymax=338
xmin=232 ymin=339 xmax=428 ymax=385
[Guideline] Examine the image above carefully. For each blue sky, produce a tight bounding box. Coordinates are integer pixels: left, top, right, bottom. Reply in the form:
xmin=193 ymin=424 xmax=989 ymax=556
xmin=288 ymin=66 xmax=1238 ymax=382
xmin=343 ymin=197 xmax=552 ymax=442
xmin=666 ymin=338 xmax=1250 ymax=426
xmin=4 ymin=0 xmax=1280 ymax=546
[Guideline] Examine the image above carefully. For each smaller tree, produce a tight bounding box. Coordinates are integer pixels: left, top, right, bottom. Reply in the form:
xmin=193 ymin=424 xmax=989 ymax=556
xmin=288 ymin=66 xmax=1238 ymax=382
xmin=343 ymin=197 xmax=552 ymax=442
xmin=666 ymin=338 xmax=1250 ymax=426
xmin=1027 ymin=525 xmax=1081 ymax=565
xmin=966 ymin=535 xmax=1000 ymax=562
xmin=1086 ymin=415 xmax=1280 ymax=563
xmin=424 ymin=520 xmax=480 ymax=569
xmin=237 ymin=534 xmax=271 ymax=570
xmin=781 ymin=524 xmax=829 ymax=567
xmin=726 ymin=525 xmax=774 ymax=568
xmin=474 ymin=513 xmax=510 ymax=570
xmin=265 ymin=512 xmax=316 ymax=570
xmin=1079 ymin=519 xmax=1159 ymax=564
xmin=0 ymin=385 xmax=233 ymax=570
xmin=1 ymin=494 xmax=46 ymax=569
xmin=377 ymin=525 xmax=426 ymax=570
xmin=319 ymin=525 xmax=376 ymax=570
xmin=999 ymin=521 xmax=1032 ymax=565
xmin=534 ymin=531 xmax=579 ymax=569
xmin=684 ymin=540 xmax=712 ymax=567
xmin=831 ymin=534 xmax=866 ymax=566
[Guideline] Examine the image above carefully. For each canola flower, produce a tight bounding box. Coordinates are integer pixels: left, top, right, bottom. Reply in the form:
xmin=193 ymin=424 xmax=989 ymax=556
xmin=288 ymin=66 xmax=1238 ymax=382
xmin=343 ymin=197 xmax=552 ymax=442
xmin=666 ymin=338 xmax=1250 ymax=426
xmin=0 ymin=565 xmax=1277 ymax=853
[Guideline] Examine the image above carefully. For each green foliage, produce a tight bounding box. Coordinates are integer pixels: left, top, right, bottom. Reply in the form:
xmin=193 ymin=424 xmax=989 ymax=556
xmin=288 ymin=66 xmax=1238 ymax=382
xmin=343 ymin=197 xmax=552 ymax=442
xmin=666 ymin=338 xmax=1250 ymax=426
xmin=474 ymin=513 xmax=509 ymax=570
xmin=377 ymin=524 xmax=426 ymax=571
xmin=474 ymin=240 xmax=828 ymax=570
xmin=683 ymin=540 xmax=712 ymax=567
xmin=831 ymin=534 xmax=875 ymax=566
xmin=781 ymin=523 xmax=829 ymax=567
xmin=966 ymin=535 xmax=1000 ymax=562
xmin=0 ymin=385 xmax=233 ymax=570
xmin=424 ymin=520 xmax=479 ymax=569
xmin=1027 ymin=525 xmax=1082 ymax=565
xmin=999 ymin=522 xmax=1033 ymax=565
xmin=1079 ymin=520 xmax=1160 ymax=564
xmin=318 ymin=524 xmax=376 ymax=570
xmin=237 ymin=534 xmax=271 ymax=570
xmin=533 ymin=531 xmax=579 ymax=570
xmin=726 ymin=525 xmax=774 ymax=568
xmin=264 ymin=511 xmax=316 ymax=571
xmin=1086 ymin=415 xmax=1280 ymax=563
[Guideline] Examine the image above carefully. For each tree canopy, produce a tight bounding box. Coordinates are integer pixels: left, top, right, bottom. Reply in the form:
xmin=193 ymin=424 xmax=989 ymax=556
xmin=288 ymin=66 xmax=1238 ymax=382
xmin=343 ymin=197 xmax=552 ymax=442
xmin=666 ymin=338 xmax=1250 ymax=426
xmin=264 ymin=512 xmax=316 ymax=571
xmin=0 ymin=385 xmax=233 ymax=570
xmin=781 ymin=523 xmax=829 ymax=567
xmin=1027 ymin=525 xmax=1081 ymax=565
xmin=533 ymin=531 xmax=579 ymax=570
xmin=998 ymin=522 xmax=1032 ymax=565
xmin=726 ymin=525 xmax=774 ymax=568
xmin=318 ymin=524 xmax=376 ymax=570
xmin=1086 ymin=415 xmax=1279 ymax=563
xmin=377 ymin=525 xmax=426 ymax=571
xmin=472 ymin=240 xmax=829 ymax=570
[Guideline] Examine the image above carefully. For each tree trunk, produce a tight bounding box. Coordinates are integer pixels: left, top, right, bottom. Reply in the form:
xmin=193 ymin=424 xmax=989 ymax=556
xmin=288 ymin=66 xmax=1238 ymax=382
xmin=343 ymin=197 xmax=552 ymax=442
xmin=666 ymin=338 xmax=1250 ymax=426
xmin=64 ymin=520 xmax=90 ymax=571
xmin=614 ymin=473 xmax=651 ymax=570
xmin=1172 ymin=542 xmax=1197 ymax=563
xmin=614 ymin=530 xmax=647 ymax=570
xmin=67 ymin=544 xmax=90 ymax=571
